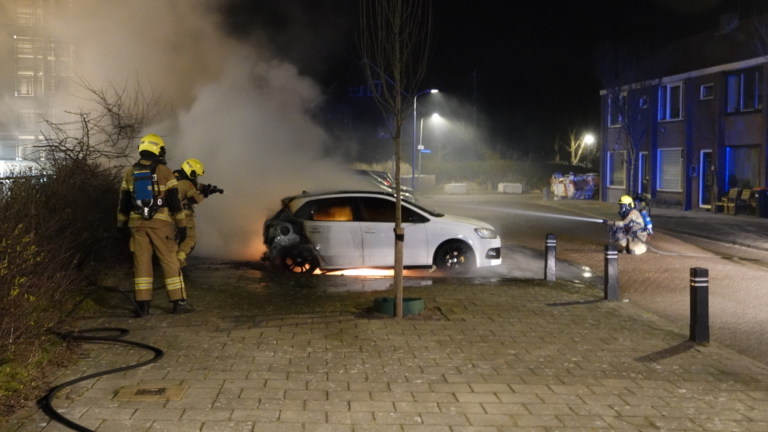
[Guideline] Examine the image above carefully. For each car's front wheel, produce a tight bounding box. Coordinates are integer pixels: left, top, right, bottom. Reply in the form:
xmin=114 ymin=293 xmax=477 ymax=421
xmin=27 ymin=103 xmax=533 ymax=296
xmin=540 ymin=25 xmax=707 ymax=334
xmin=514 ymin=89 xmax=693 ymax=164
xmin=433 ymin=241 xmax=475 ymax=276
xmin=279 ymin=244 xmax=319 ymax=274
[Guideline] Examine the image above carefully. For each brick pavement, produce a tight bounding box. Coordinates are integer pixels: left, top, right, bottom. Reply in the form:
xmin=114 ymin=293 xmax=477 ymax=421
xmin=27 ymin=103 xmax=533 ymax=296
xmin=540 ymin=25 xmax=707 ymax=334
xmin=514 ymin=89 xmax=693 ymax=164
xmin=4 ymin=263 xmax=768 ymax=432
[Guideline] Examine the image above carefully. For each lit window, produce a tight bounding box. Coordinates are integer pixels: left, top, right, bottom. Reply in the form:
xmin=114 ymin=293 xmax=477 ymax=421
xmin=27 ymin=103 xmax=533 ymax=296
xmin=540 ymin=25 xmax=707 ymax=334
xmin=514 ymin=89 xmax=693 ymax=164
xmin=658 ymin=149 xmax=683 ymax=192
xmin=726 ymin=69 xmax=763 ymax=113
xmin=659 ymin=83 xmax=683 ymax=121
xmin=607 ymin=151 xmax=625 ymax=187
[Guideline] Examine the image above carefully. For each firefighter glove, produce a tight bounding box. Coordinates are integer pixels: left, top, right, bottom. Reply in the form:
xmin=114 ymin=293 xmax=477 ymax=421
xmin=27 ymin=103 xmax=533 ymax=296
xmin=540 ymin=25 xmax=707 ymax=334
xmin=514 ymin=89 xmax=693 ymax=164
xmin=200 ymin=184 xmax=211 ymax=198
xmin=113 ymin=226 xmax=131 ymax=240
xmin=176 ymin=226 xmax=187 ymax=244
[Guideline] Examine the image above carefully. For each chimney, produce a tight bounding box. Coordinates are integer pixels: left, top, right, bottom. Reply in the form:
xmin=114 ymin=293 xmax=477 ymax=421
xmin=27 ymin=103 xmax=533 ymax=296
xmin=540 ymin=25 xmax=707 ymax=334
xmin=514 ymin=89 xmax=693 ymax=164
xmin=719 ymin=12 xmax=739 ymax=34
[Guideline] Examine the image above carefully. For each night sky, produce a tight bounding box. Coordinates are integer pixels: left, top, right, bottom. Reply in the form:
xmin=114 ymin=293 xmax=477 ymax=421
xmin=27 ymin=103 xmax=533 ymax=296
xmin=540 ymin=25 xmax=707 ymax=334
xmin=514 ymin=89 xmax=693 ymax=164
xmin=218 ymin=0 xmax=768 ymax=160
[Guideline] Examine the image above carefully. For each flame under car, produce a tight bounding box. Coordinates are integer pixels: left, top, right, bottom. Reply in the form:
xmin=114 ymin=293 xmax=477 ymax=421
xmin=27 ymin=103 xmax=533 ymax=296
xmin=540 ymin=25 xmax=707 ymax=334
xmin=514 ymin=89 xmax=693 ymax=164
xmin=262 ymin=191 xmax=502 ymax=275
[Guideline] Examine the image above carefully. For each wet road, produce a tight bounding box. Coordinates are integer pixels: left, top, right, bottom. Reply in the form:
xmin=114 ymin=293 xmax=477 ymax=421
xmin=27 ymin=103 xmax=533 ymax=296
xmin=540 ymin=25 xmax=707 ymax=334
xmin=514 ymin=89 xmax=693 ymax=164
xmin=420 ymin=194 xmax=768 ymax=366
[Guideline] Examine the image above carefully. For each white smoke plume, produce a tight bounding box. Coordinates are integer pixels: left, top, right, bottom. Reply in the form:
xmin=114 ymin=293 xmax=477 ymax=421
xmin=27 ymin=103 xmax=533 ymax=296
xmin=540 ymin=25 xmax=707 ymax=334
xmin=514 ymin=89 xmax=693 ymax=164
xmin=56 ymin=0 xmax=362 ymax=259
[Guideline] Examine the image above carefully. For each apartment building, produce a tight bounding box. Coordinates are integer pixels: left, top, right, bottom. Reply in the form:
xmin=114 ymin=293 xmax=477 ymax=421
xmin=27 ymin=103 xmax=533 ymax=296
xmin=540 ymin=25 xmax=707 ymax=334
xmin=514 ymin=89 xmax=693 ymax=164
xmin=0 ymin=0 xmax=74 ymax=170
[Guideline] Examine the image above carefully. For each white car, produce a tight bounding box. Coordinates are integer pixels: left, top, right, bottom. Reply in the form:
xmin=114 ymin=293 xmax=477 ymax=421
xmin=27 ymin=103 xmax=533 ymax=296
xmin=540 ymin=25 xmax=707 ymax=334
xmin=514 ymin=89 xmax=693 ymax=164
xmin=262 ymin=191 xmax=501 ymax=275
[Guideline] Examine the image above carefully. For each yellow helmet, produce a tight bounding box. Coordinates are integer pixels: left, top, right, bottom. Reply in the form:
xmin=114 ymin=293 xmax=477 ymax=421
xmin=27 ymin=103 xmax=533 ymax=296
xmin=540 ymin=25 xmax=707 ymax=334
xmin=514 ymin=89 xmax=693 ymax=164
xmin=181 ymin=159 xmax=204 ymax=178
xmin=618 ymin=195 xmax=635 ymax=206
xmin=138 ymin=134 xmax=166 ymax=157
xmin=618 ymin=195 xmax=635 ymax=218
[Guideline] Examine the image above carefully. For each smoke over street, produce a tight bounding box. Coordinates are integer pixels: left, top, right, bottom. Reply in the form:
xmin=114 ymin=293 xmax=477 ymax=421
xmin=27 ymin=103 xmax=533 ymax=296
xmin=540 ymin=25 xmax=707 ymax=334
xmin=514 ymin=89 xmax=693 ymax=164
xmin=56 ymin=0 xmax=362 ymax=259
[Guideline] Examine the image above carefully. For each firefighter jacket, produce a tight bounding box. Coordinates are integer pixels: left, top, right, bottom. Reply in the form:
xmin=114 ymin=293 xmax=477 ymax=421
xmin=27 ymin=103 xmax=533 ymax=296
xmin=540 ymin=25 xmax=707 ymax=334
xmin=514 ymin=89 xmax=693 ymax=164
xmin=117 ymin=158 xmax=186 ymax=229
xmin=613 ymin=209 xmax=648 ymax=244
xmin=173 ymin=170 xmax=205 ymax=216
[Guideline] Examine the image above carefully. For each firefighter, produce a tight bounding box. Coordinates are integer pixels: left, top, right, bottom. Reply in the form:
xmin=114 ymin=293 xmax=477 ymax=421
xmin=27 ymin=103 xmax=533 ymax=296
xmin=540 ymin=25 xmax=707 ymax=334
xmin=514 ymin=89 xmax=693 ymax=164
xmin=608 ymin=194 xmax=648 ymax=255
xmin=115 ymin=133 xmax=192 ymax=315
xmin=173 ymin=159 xmax=206 ymax=267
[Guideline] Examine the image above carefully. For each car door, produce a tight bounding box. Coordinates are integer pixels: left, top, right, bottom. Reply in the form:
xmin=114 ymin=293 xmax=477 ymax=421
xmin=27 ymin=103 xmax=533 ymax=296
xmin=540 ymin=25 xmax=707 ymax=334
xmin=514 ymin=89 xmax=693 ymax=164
xmin=297 ymin=197 xmax=363 ymax=268
xmin=358 ymin=196 xmax=429 ymax=267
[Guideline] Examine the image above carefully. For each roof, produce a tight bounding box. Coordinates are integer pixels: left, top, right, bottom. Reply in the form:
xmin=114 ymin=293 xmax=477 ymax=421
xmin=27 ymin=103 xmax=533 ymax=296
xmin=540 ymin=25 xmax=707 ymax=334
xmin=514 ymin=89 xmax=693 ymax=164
xmin=601 ymin=15 xmax=768 ymax=92
xmin=660 ymin=15 xmax=765 ymax=77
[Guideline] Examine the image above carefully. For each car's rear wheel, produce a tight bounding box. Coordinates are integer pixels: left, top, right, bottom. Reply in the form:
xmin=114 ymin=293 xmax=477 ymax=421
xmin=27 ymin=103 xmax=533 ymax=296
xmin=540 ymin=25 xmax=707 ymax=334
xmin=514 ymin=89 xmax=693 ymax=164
xmin=280 ymin=245 xmax=319 ymax=274
xmin=433 ymin=241 xmax=475 ymax=276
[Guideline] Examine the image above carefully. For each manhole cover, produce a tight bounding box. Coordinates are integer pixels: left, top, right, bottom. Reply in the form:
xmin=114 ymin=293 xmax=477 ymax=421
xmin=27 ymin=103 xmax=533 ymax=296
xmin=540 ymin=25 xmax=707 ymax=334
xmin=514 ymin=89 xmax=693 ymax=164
xmin=114 ymin=386 xmax=187 ymax=401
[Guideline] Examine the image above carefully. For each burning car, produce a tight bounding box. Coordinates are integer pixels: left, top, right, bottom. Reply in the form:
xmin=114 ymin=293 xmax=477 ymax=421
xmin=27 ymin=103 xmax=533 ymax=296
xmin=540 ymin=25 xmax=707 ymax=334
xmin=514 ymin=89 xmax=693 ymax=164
xmin=262 ymin=191 xmax=501 ymax=275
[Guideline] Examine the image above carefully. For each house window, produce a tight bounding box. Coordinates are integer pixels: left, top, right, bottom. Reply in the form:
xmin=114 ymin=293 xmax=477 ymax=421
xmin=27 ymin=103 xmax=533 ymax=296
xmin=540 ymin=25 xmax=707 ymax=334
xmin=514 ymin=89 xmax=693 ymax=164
xmin=726 ymin=145 xmax=760 ymax=190
xmin=658 ymin=149 xmax=683 ymax=192
xmin=700 ymin=84 xmax=714 ymax=100
xmin=607 ymin=92 xmax=625 ymax=127
xmin=658 ymin=83 xmax=683 ymax=121
xmin=726 ymin=69 xmax=763 ymax=113
xmin=607 ymin=151 xmax=625 ymax=187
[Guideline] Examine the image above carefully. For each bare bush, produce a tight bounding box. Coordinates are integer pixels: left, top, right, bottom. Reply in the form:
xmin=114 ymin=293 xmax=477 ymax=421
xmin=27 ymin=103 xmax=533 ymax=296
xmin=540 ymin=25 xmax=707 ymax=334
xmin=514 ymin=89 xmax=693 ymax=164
xmin=34 ymin=76 xmax=169 ymax=167
xmin=0 ymin=77 xmax=159 ymax=416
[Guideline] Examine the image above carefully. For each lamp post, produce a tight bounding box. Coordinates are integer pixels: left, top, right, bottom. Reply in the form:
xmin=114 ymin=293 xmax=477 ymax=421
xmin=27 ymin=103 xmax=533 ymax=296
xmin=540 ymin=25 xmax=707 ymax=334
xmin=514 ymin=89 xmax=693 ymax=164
xmin=418 ymin=113 xmax=441 ymax=181
xmin=413 ymin=89 xmax=438 ymax=190
xmin=584 ymin=133 xmax=595 ymax=166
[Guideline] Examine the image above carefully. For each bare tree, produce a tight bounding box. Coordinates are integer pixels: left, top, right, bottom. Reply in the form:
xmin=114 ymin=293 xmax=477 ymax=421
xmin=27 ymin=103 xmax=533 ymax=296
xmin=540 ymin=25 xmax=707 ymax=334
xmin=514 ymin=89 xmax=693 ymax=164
xmin=358 ymin=0 xmax=432 ymax=318
xmin=33 ymin=76 xmax=169 ymax=169
xmin=564 ymin=129 xmax=590 ymax=166
xmin=594 ymin=40 xmax=663 ymax=195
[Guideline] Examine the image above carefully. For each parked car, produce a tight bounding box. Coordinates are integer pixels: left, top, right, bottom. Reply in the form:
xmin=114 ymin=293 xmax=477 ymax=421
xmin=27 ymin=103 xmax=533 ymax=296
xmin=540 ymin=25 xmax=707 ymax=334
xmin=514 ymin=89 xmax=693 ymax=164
xmin=262 ymin=191 xmax=501 ymax=275
xmin=354 ymin=170 xmax=415 ymax=201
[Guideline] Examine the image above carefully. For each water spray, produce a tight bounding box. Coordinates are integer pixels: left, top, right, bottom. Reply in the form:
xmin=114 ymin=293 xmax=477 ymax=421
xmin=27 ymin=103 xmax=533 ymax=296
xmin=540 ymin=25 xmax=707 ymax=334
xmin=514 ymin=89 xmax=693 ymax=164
xmin=449 ymin=204 xmax=608 ymax=224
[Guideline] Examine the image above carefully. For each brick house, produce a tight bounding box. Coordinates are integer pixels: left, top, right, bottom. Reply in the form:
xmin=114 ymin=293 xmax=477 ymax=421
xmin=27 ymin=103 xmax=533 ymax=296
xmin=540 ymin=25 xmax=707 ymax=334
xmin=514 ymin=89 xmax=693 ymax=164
xmin=600 ymin=14 xmax=768 ymax=211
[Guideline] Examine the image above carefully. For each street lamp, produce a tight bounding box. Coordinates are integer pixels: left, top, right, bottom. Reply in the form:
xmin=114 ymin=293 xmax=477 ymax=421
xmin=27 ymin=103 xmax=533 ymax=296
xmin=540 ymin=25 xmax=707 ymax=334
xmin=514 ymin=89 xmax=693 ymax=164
xmin=584 ymin=133 xmax=595 ymax=166
xmin=412 ymin=89 xmax=438 ymax=190
xmin=417 ymin=113 xmax=441 ymax=181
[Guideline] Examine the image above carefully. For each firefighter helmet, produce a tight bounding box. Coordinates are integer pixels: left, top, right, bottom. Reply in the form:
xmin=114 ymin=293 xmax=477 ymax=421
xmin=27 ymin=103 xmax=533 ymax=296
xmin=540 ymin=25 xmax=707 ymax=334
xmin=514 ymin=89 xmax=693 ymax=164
xmin=181 ymin=159 xmax=204 ymax=179
xmin=138 ymin=134 xmax=166 ymax=157
xmin=618 ymin=195 xmax=635 ymax=218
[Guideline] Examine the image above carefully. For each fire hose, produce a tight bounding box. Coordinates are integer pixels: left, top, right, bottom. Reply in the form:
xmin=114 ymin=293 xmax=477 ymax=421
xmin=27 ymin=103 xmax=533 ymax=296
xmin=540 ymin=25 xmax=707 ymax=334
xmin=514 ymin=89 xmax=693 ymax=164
xmin=38 ymin=283 xmax=165 ymax=432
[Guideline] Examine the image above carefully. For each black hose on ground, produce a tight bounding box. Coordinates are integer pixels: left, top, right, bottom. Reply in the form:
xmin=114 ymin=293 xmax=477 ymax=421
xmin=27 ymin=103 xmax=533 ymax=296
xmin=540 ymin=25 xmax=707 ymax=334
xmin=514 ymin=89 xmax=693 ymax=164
xmin=38 ymin=280 xmax=167 ymax=430
xmin=38 ymin=328 xmax=164 ymax=432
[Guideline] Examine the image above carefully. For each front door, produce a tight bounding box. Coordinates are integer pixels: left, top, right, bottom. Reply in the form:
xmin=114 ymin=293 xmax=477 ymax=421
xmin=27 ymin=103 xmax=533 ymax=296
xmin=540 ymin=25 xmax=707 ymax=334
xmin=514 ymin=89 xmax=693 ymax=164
xmin=700 ymin=150 xmax=713 ymax=208
xmin=358 ymin=197 xmax=429 ymax=267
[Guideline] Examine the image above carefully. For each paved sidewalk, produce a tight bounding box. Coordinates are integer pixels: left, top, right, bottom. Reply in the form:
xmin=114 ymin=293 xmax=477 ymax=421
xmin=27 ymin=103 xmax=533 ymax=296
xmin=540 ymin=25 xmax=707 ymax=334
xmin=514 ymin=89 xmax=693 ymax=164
xmin=538 ymin=197 xmax=768 ymax=253
xmin=5 ymin=264 xmax=768 ymax=431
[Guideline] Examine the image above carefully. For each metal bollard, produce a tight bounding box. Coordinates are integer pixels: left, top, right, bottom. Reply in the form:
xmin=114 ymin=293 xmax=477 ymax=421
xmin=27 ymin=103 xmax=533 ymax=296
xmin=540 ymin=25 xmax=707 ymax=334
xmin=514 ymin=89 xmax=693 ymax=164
xmin=690 ymin=267 xmax=710 ymax=344
xmin=543 ymin=188 xmax=550 ymax=201
xmin=604 ymin=244 xmax=618 ymax=301
xmin=545 ymin=234 xmax=556 ymax=281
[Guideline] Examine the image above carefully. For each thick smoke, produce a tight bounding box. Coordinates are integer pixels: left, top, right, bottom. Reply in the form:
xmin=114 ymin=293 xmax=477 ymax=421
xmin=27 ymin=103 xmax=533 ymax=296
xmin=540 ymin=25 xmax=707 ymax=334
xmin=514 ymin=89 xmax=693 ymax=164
xmin=58 ymin=0 xmax=361 ymax=259
xmin=174 ymin=57 xmax=357 ymax=259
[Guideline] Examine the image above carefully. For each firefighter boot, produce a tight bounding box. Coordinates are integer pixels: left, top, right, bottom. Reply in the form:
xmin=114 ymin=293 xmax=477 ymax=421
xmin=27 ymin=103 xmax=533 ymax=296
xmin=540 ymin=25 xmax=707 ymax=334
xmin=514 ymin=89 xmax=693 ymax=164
xmin=172 ymin=299 xmax=193 ymax=314
xmin=136 ymin=300 xmax=152 ymax=317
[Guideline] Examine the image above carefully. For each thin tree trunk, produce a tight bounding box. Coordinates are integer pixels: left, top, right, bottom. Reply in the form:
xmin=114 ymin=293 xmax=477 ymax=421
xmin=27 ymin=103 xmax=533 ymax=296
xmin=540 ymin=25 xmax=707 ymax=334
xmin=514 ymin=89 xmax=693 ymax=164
xmin=393 ymin=137 xmax=404 ymax=318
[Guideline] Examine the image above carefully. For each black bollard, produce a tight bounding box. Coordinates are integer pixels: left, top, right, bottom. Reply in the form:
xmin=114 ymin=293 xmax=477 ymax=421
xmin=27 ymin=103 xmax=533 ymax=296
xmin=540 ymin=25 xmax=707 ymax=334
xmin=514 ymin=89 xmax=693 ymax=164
xmin=604 ymin=244 xmax=618 ymax=301
xmin=545 ymin=234 xmax=556 ymax=281
xmin=690 ymin=267 xmax=710 ymax=344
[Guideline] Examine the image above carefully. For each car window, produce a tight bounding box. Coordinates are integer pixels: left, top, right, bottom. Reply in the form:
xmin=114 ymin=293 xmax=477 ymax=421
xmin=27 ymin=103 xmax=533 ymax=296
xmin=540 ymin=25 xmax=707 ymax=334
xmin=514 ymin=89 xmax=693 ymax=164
xmin=295 ymin=197 xmax=354 ymax=221
xmin=359 ymin=197 xmax=428 ymax=223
